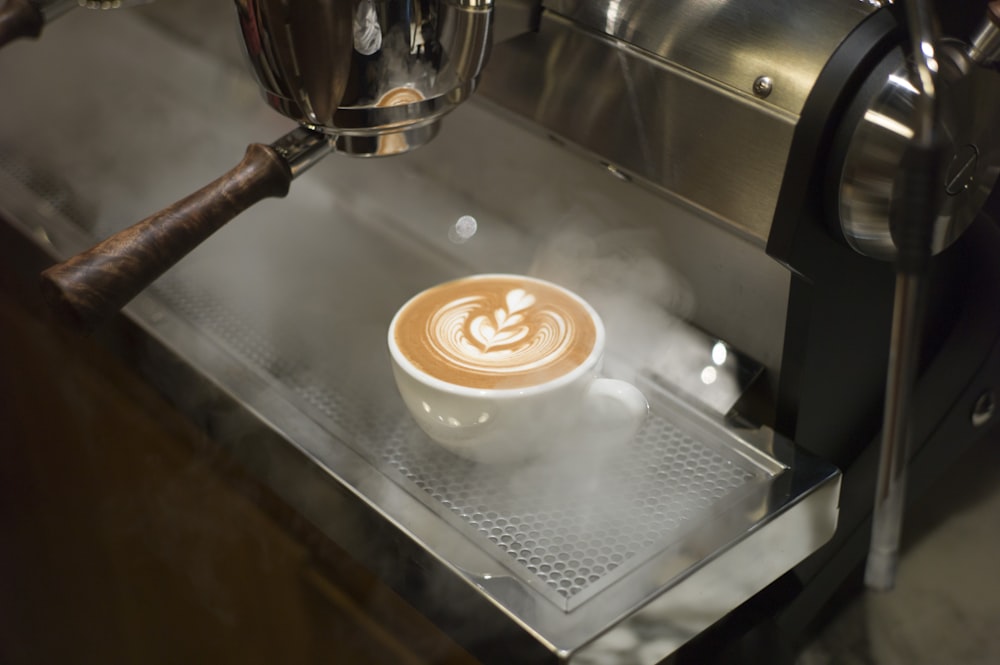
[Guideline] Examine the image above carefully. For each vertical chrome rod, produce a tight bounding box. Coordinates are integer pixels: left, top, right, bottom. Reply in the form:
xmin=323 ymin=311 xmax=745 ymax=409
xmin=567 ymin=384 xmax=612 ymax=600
xmin=865 ymin=272 xmax=925 ymax=590
xmin=864 ymin=0 xmax=941 ymax=592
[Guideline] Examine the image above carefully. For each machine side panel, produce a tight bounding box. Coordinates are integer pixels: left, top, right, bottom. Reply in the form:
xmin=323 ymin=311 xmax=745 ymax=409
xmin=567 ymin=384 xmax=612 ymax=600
xmin=477 ymin=12 xmax=797 ymax=246
xmin=545 ymin=0 xmax=874 ymax=115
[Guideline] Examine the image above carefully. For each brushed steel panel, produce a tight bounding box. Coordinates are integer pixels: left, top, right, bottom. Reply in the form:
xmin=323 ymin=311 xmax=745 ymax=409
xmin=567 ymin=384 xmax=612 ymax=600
xmin=545 ymin=0 xmax=874 ymax=114
xmin=478 ymin=12 xmax=800 ymax=244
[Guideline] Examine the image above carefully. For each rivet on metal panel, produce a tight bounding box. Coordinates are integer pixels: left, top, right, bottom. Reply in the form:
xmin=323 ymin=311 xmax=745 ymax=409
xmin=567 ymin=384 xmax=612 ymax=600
xmin=752 ymin=76 xmax=773 ymax=98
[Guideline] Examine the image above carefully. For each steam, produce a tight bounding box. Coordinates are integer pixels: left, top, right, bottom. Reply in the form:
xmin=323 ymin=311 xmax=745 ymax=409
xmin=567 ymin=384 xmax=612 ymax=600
xmin=528 ymin=216 xmax=683 ymax=368
xmin=522 ymin=199 xmax=743 ymax=414
xmin=361 ymin=197 xmax=749 ymax=616
xmin=151 ymin=114 xmax=744 ymax=646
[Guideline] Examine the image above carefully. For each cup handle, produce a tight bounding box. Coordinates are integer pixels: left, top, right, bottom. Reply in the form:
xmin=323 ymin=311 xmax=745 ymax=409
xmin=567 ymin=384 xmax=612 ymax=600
xmin=580 ymin=378 xmax=649 ymax=445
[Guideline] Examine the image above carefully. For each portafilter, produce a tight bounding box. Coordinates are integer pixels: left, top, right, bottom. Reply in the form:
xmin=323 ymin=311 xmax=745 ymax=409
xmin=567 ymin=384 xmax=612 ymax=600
xmin=39 ymin=0 xmax=493 ymax=331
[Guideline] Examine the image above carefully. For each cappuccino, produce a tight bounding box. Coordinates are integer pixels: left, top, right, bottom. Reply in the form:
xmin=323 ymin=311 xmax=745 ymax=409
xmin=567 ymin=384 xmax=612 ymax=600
xmin=392 ymin=275 xmax=598 ymax=390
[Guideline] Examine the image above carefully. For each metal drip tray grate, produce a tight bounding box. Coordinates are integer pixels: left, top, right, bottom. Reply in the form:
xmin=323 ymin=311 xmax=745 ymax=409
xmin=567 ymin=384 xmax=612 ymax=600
xmin=273 ymin=361 xmax=782 ymax=614
xmin=374 ymin=405 xmax=779 ymax=610
xmin=147 ymin=276 xmax=785 ymax=612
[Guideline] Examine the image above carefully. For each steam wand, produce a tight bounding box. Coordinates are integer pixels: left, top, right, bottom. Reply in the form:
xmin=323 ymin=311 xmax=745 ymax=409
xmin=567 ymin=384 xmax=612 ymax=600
xmin=864 ymin=0 xmax=946 ymax=592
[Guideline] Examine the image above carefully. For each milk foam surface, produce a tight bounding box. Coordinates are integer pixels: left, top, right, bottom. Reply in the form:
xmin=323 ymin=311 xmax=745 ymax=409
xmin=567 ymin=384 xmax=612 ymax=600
xmin=394 ymin=276 xmax=598 ymax=389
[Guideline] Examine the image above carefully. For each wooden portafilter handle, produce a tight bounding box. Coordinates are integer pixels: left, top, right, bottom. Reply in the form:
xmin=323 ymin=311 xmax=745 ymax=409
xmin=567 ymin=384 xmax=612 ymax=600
xmin=39 ymin=143 xmax=291 ymax=331
xmin=40 ymin=128 xmax=333 ymax=332
xmin=0 ymin=0 xmax=43 ymax=48
xmin=0 ymin=0 xmax=78 ymax=48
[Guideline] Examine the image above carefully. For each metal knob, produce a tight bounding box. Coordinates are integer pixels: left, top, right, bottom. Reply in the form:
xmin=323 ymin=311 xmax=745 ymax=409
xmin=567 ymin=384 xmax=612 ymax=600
xmin=968 ymin=0 xmax=1000 ymax=65
xmin=832 ymin=41 xmax=1000 ymax=262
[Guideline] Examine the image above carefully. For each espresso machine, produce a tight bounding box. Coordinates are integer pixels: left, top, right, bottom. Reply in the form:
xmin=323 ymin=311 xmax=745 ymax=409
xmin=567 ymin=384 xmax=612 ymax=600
xmin=1 ymin=0 xmax=999 ymax=663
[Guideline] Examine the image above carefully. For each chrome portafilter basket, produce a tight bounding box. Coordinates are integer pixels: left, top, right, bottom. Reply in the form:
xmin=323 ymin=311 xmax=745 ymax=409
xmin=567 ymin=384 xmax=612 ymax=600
xmin=38 ymin=0 xmax=494 ymax=330
xmin=238 ymin=0 xmax=492 ymax=156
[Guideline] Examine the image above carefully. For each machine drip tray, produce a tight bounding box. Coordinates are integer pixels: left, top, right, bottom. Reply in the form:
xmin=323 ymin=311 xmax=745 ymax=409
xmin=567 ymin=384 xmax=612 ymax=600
xmin=314 ymin=376 xmax=784 ymax=613
xmin=132 ymin=267 xmax=838 ymax=662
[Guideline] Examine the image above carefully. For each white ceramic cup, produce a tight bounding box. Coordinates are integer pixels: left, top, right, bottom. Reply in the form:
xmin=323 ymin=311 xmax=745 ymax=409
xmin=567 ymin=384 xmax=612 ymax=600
xmin=388 ymin=274 xmax=648 ymax=463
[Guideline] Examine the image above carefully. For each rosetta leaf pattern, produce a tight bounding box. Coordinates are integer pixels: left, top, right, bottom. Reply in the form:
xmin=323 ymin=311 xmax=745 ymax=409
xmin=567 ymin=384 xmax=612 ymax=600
xmin=469 ymin=289 xmax=536 ymax=352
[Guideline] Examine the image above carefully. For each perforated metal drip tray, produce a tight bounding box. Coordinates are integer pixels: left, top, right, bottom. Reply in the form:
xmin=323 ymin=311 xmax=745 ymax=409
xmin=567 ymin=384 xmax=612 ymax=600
xmin=312 ymin=374 xmax=783 ymax=614
xmin=159 ymin=287 xmax=840 ymax=664
xmin=112 ymin=260 xmax=838 ymax=665
xmin=134 ymin=278 xmax=838 ymax=662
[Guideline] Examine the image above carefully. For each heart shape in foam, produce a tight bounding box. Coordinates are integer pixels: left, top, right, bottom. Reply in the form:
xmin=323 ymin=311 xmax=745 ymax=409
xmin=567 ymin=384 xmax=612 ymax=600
xmin=466 ymin=289 xmax=538 ymax=352
xmin=505 ymin=288 xmax=536 ymax=314
xmin=469 ymin=314 xmax=529 ymax=351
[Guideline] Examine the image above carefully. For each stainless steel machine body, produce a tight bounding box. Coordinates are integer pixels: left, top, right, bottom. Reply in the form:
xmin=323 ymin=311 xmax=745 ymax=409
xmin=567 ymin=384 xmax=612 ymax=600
xmin=480 ymin=0 xmax=1000 ymax=259
xmin=2 ymin=0 xmax=1000 ymax=663
xmin=482 ymin=0 xmax=872 ymax=245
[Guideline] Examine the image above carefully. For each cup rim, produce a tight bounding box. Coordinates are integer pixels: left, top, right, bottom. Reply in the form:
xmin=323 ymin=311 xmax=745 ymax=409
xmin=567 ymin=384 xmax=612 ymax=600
xmin=388 ymin=273 xmax=606 ymax=398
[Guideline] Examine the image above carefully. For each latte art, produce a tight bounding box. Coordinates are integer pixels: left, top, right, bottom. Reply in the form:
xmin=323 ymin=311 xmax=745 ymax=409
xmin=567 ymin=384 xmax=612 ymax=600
xmin=393 ymin=276 xmax=599 ymax=389
xmin=429 ymin=288 xmax=575 ymax=375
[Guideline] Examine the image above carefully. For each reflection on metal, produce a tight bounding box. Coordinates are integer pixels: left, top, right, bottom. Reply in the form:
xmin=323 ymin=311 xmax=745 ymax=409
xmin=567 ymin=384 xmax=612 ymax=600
xmin=477 ymin=1 xmax=881 ymax=244
xmin=543 ymin=0 xmax=873 ymax=115
xmin=269 ymin=126 xmax=335 ymax=178
xmin=968 ymin=1 xmax=1000 ymax=65
xmin=492 ymin=0 xmax=540 ymax=43
xmin=752 ymin=75 xmax=774 ymax=99
xmin=836 ymin=44 xmax=1000 ymax=261
xmin=972 ymin=390 xmax=996 ymax=427
xmin=478 ymin=12 xmax=803 ymax=245
xmin=235 ymin=0 xmax=493 ymax=156
xmin=862 ymin=110 xmax=914 ymax=140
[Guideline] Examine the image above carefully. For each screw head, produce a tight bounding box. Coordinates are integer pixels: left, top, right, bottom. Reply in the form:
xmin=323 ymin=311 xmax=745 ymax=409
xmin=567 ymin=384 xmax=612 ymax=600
xmin=753 ymin=76 xmax=773 ymax=98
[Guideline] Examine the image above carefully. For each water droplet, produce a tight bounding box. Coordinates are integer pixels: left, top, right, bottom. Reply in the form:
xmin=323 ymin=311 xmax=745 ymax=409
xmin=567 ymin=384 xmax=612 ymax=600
xmin=448 ymin=215 xmax=478 ymax=244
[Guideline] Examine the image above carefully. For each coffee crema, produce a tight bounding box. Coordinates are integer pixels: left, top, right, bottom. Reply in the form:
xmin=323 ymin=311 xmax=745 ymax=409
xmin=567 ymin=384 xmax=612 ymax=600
xmin=375 ymin=86 xmax=423 ymax=107
xmin=393 ymin=276 xmax=598 ymax=389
